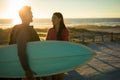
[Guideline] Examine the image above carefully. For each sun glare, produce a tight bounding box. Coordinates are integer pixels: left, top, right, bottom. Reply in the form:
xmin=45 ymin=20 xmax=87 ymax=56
xmin=7 ymin=0 xmax=27 ymax=24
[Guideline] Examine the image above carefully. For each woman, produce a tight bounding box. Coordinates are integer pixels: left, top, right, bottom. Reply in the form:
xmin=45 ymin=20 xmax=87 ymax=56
xmin=46 ymin=12 xmax=69 ymax=80
xmin=46 ymin=12 xmax=69 ymax=41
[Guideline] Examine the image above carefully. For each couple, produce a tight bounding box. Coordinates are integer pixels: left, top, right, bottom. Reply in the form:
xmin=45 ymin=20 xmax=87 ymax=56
xmin=9 ymin=6 xmax=69 ymax=80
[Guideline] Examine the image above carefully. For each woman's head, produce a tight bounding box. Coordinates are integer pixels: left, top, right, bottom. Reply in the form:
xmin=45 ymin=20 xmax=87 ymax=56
xmin=52 ymin=12 xmax=65 ymax=28
xmin=52 ymin=12 xmax=66 ymax=40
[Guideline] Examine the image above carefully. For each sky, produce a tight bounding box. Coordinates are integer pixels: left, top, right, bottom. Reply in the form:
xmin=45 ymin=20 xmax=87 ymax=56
xmin=0 ymin=0 xmax=120 ymax=19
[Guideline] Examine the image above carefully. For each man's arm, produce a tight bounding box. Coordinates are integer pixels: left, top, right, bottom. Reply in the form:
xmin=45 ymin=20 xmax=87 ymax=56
xmin=16 ymin=28 xmax=30 ymax=71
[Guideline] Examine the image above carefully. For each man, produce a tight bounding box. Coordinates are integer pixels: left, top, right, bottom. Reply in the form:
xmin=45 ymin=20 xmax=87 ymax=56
xmin=9 ymin=6 xmax=40 ymax=80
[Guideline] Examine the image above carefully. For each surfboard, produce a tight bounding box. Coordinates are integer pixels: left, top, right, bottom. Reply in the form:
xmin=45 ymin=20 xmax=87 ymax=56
xmin=0 ymin=41 xmax=95 ymax=78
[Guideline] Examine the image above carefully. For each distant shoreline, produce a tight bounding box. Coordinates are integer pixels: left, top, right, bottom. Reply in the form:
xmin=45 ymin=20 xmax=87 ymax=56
xmin=0 ymin=18 xmax=120 ymax=29
xmin=0 ymin=25 xmax=120 ymax=44
xmin=1 ymin=24 xmax=120 ymax=29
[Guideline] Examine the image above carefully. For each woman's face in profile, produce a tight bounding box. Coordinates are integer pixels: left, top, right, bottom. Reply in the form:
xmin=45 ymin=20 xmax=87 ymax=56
xmin=52 ymin=15 xmax=61 ymax=26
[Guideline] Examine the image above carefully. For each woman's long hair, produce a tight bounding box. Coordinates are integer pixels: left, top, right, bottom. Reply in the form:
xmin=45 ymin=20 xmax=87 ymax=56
xmin=53 ymin=12 xmax=67 ymax=40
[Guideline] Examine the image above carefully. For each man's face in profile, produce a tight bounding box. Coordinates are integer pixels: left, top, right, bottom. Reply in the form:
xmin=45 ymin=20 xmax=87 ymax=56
xmin=19 ymin=6 xmax=33 ymax=23
xmin=27 ymin=10 xmax=33 ymax=22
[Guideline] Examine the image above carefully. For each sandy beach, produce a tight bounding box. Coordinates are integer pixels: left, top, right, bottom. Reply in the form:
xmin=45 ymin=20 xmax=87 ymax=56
xmin=64 ymin=25 xmax=120 ymax=80
xmin=0 ymin=25 xmax=120 ymax=80
xmin=0 ymin=25 xmax=120 ymax=43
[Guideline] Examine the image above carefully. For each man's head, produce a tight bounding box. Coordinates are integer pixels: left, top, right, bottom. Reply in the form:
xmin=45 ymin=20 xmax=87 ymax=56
xmin=19 ymin=6 xmax=33 ymax=24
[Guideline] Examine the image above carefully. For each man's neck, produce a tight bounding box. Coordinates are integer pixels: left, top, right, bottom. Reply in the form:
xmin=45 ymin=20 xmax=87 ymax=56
xmin=22 ymin=22 xmax=30 ymax=26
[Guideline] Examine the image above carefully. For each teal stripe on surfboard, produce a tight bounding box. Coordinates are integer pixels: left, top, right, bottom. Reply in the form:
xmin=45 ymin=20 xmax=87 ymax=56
xmin=0 ymin=41 xmax=95 ymax=78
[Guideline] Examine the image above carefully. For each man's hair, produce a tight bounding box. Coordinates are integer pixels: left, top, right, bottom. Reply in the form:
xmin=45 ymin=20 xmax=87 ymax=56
xmin=19 ymin=6 xmax=31 ymax=19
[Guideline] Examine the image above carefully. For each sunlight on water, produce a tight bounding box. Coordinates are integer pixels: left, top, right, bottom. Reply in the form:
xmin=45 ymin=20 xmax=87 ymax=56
xmin=0 ymin=18 xmax=120 ymax=29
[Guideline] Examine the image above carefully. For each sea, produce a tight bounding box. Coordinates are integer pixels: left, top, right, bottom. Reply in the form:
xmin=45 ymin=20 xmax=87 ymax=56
xmin=0 ymin=18 xmax=120 ymax=29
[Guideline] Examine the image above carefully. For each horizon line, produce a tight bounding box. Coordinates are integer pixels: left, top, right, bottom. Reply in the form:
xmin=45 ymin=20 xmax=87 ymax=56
xmin=0 ymin=17 xmax=120 ymax=19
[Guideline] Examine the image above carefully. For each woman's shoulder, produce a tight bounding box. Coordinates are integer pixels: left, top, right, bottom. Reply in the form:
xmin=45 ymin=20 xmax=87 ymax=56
xmin=48 ymin=28 xmax=55 ymax=32
xmin=63 ymin=28 xmax=69 ymax=33
xmin=49 ymin=28 xmax=54 ymax=30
